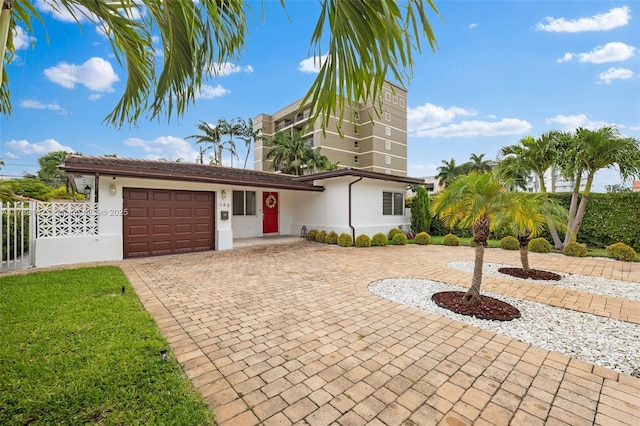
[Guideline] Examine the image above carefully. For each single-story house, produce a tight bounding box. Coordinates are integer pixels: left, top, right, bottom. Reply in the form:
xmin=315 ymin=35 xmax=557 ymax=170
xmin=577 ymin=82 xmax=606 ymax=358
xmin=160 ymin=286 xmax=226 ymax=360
xmin=34 ymin=155 xmax=424 ymax=267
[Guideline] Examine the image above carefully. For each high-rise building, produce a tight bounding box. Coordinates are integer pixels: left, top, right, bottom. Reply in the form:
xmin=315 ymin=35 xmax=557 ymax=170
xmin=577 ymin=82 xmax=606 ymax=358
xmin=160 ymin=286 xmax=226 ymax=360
xmin=524 ymin=166 xmax=586 ymax=193
xmin=254 ymin=81 xmax=407 ymax=176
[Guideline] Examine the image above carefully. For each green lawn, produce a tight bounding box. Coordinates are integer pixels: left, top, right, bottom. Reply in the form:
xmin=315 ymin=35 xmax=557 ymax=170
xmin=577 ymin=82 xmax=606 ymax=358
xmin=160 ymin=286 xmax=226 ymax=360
xmin=0 ymin=266 xmax=215 ymax=425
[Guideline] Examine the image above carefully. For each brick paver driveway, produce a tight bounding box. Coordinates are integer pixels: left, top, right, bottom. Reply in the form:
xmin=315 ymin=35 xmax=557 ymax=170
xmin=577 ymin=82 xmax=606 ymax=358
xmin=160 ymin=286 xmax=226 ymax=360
xmin=122 ymin=241 xmax=640 ymax=425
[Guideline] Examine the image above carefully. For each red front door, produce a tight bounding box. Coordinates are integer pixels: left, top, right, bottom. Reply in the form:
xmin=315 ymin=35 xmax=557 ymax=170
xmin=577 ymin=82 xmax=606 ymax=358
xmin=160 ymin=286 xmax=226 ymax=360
xmin=262 ymin=191 xmax=279 ymax=234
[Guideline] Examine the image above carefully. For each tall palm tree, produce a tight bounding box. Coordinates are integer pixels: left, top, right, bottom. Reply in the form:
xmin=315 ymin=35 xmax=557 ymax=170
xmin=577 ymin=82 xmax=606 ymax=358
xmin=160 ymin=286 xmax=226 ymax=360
xmin=436 ymin=158 xmax=462 ymax=187
xmin=560 ymin=126 xmax=640 ymax=245
xmin=431 ymin=171 xmax=530 ymax=302
xmin=263 ymin=131 xmax=336 ymax=175
xmin=467 ymin=153 xmax=492 ymax=173
xmin=186 ymin=121 xmax=222 ymax=165
xmin=217 ymin=117 xmax=244 ymax=167
xmin=498 ymin=131 xmax=567 ymax=248
xmin=1 ymin=1 xmax=440 ymax=130
xmin=240 ymin=118 xmax=261 ymax=169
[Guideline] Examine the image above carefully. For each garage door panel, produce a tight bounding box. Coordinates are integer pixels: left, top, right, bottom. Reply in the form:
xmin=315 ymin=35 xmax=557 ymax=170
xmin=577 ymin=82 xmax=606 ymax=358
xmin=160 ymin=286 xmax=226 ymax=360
xmin=123 ymin=188 xmax=215 ymax=258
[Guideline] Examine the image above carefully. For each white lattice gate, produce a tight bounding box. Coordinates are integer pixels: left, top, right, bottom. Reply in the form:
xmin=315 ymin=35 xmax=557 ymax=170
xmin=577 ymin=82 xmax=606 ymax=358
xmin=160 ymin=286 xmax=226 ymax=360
xmin=0 ymin=202 xmax=35 ymax=270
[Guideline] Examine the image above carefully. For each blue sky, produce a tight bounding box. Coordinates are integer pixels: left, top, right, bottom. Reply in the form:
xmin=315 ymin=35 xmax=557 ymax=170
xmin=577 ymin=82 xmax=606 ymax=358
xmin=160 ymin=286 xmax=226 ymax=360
xmin=1 ymin=1 xmax=638 ymax=191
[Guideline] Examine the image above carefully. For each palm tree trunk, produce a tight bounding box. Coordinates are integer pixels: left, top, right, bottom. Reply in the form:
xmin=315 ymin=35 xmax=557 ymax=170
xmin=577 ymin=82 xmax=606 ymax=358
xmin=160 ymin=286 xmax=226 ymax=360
xmin=244 ymin=149 xmax=250 ymax=169
xmin=539 ymin=178 xmax=563 ymax=249
xmin=568 ymin=176 xmax=593 ymax=241
xmin=518 ymin=232 xmax=530 ymax=272
xmin=563 ymin=170 xmax=583 ymax=246
xmin=465 ymin=243 xmax=484 ymax=303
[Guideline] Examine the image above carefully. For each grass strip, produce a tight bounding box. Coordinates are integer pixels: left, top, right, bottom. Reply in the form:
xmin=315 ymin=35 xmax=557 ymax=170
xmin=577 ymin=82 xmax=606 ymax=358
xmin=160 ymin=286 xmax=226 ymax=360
xmin=0 ymin=266 xmax=214 ymax=425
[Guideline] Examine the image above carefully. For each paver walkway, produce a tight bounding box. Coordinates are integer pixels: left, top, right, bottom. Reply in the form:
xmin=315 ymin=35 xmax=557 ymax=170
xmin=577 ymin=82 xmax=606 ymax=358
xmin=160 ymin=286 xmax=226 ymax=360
xmin=121 ymin=242 xmax=640 ymax=425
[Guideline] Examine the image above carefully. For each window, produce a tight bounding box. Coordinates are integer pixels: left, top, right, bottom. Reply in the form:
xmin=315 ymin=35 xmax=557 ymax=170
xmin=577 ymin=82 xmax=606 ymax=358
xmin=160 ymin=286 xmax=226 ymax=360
xmin=392 ymin=94 xmax=398 ymax=104
xmin=385 ymin=155 xmax=391 ymax=165
xmin=385 ymin=91 xmax=391 ymax=101
xmin=354 ymin=140 xmax=359 ymax=150
xmin=354 ymin=125 xmax=359 ymax=134
xmin=399 ymin=98 xmax=405 ymax=107
xmin=385 ymin=140 xmax=391 ymax=150
xmin=354 ymin=155 xmax=359 ymax=164
xmin=354 ymin=111 xmax=360 ymax=120
xmin=233 ymin=190 xmax=256 ymax=216
xmin=385 ymin=169 xmax=391 ymax=175
xmin=385 ymin=126 xmax=391 ymax=136
xmin=382 ymin=191 xmax=404 ymax=216
xmin=385 ymin=112 xmax=391 ymax=121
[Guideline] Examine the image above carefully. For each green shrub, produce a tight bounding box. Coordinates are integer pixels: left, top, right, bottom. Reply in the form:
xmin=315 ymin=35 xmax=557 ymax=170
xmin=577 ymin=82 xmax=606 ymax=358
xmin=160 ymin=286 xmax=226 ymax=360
xmin=500 ymin=236 xmax=519 ymax=251
xmin=315 ymin=230 xmax=327 ymax=243
xmin=326 ymin=231 xmax=338 ymax=245
xmin=307 ymin=229 xmax=318 ymax=242
xmin=388 ymin=228 xmax=402 ymax=240
xmin=355 ymin=234 xmax=371 ymax=247
xmin=415 ymin=232 xmax=431 ymax=245
xmin=391 ymin=232 xmax=408 ymax=245
xmin=337 ymin=233 xmax=353 ymax=247
xmin=529 ymin=237 xmax=552 ymax=253
xmin=563 ymin=241 xmax=587 ymax=257
xmin=443 ymin=233 xmax=460 ymax=246
xmin=371 ymin=232 xmax=388 ymax=247
xmin=606 ymin=242 xmax=637 ymax=262
xmin=410 ymin=186 xmax=431 ymax=233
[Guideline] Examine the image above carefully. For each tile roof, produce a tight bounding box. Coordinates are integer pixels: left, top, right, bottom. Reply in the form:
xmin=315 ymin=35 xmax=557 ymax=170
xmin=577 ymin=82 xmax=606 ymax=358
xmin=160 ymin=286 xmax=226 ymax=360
xmin=61 ymin=155 xmax=324 ymax=192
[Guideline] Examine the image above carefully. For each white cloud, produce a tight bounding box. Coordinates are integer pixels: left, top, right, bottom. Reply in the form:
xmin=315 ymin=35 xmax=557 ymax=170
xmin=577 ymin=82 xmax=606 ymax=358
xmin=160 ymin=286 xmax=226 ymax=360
xmin=468 ymin=23 xmax=478 ymax=29
xmin=88 ymin=93 xmax=102 ymax=101
xmin=13 ymin=26 xmax=35 ymax=50
xmin=536 ymin=6 xmax=630 ymax=32
xmin=196 ymin=84 xmax=230 ymax=100
xmin=19 ymin=99 xmax=66 ymax=113
xmin=598 ymin=67 xmax=634 ymax=84
xmin=210 ymin=62 xmax=254 ymax=77
xmin=44 ymin=57 xmax=120 ymax=92
xmin=124 ymin=136 xmax=199 ymax=163
xmin=414 ymin=118 xmax=532 ymax=138
xmin=558 ymin=42 xmax=636 ymax=64
xmin=545 ymin=114 xmax=610 ymax=130
xmin=5 ymin=138 xmax=74 ymax=156
xmin=298 ymin=55 xmax=328 ymax=73
xmin=408 ymin=103 xmax=477 ymax=134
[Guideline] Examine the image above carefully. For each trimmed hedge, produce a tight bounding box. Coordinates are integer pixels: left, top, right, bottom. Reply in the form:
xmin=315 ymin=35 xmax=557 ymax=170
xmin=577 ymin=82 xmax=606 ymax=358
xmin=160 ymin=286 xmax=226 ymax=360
xmin=371 ymin=233 xmax=388 ymax=246
xmin=563 ymin=241 xmax=587 ymax=257
xmin=500 ymin=236 xmax=519 ymax=251
xmin=337 ymin=233 xmax=353 ymax=247
xmin=355 ymin=234 xmax=371 ymax=247
xmin=315 ymin=230 xmax=327 ymax=243
xmin=388 ymin=228 xmax=403 ymax=240
xmin=529 ymin=237 xmax=552 ymax=253
xmin=326 ymin=231 xmax=338 ymax=245
xmin=415 ymin=232 xmax=431 ymax=245
xmin=307 ymin=229 xmax=318 ymax=242
xmin=391 ymin=233 xmax=408 ymax=245
xmin=606 ymin=242 xmax=637 ymax=262
xmin=443 ymin=233 xmax=460 ymax=246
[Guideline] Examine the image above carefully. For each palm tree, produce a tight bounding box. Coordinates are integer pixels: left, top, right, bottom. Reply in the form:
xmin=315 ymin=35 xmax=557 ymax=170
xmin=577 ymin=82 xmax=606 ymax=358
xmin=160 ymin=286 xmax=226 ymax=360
xmin=436 ymin=158 xmax=463 ymax=187
xmin=467 ymin=153 xmax=492 ymax=173
xmin=217 ymin=117 xmax=244 ymax=167
xmin=240 ymin=118 xmax=261 ymax=169
xmin=430 ymin=171 xmax=529 ymax=303
xmin=495 ymin=192 xmax=568 ymax=272
xmin=263 ymin=131 xmax=337 ymax=175
xmin=186 ymin=121 xmax=222 ymax=165
xmin=1 ymin=1 xmax=440 ymax=129
xmin=498 ymin=131 xmax=567 ymax=248
xmin=559 ymin=126 xmax=640 ymax=246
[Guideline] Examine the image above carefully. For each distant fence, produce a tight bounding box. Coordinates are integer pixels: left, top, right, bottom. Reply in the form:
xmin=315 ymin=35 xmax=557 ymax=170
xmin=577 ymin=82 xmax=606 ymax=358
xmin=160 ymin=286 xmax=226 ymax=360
xmin=1 ymin=202 xmax=100 ymax=271
xmin=0 ymin=202 xmax=34 ymax=270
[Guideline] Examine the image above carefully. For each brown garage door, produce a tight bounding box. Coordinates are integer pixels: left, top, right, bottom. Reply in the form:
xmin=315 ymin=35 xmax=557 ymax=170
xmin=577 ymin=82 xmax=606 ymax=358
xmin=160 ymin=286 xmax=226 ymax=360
xmin=123 ymin=188 xmax=215 ymax=258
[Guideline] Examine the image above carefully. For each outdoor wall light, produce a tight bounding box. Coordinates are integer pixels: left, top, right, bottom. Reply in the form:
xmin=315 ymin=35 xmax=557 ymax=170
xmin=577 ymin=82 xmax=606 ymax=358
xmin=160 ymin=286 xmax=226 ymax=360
xmin=221 ymin=189 xmax=227 ymax=199
xmin=83 ymin=185 xmax=92 ymax=197
xmin=110 ymin=183 xmax=117 ymax=196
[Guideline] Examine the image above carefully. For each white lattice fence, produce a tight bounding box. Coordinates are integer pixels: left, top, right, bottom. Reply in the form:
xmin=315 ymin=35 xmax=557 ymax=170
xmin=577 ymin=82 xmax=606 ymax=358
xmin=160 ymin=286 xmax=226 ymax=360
xmin=36 ymin=203 xmax=99 ymax=238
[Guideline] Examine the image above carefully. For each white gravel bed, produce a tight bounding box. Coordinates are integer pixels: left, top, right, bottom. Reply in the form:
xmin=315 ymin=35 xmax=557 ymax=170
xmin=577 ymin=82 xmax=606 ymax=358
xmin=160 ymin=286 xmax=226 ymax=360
xmin=447 ymin=260 xmax=640 ymax=300
xmin=369 ymin=278 xmax=640 ymax=376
